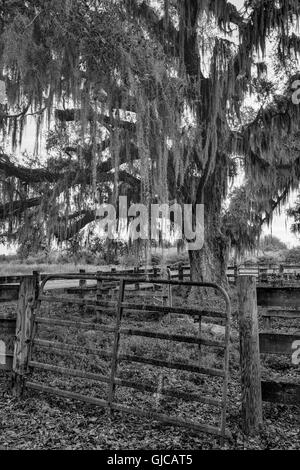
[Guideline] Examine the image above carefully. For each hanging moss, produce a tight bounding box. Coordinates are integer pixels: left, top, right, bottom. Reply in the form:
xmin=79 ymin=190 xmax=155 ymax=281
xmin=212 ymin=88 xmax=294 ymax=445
xmin=0 ymin=1 xmax=300 ymax=255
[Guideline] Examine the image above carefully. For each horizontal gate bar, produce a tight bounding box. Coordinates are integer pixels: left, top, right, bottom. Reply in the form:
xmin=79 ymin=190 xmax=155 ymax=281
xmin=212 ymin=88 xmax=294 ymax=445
xmin=35 ymin=318 xmax=224 ymax=348
xmin=39 ymin=295 xmax=116 ymax=309
xmin=33 ymin=339 xmax=112 ymax=359
xmin=35 ymin=317 xmax=115 ymax=333
xmin=120 ymin=302 xmax=226 ymax=318
xmin=26 ymin=381 xmax=108 ymax=407
xmin=119 ymin=328 xmax=225 ymax=348
xmin=112 ymin=402 xmax=229 ymax=438
xmin=38 ymin=296 xmax=226 ymax=318
xmin=33 ymin=339 xmax=225 ymax=376
xmin=28 ymin=361 xmax=222 ymax=407
xmin=114 ymin=378 xmax=222 ymax=406
xmin=118 ymin=354 xmax=225 ymax=377
xmin=29 ymin=361 xmax=110 ymax=384
xmin=25 ymin=381 xmax=230 ymax=438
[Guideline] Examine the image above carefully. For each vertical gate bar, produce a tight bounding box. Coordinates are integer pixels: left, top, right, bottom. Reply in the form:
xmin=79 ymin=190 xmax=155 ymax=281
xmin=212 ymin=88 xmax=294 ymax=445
xmin=198 ymin=316 xmax=202 ymax=363
xmin=96 ymin=271 xmax=103 ymax=322
xmin=79 ymin=269 xmax=86 ymax=315
xmin=108 ymin=278 xmax=125 ymax=410
xmin=220 ymin=288 xmax=231 ymax=446
xmin=79 ymin=269 xmax=86 ymax=290
xmin=167 ymin=268 xmax=172 ymax=324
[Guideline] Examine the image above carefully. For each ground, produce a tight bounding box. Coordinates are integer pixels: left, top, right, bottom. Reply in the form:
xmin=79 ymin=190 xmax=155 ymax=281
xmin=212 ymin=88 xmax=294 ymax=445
xmin=0 ymin=277 xmax=299 ymax=450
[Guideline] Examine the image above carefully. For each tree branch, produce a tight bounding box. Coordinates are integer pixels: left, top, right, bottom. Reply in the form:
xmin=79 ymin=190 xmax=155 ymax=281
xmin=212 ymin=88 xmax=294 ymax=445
xmin=55 ymin=108 xmax=136 ymax=133
xmin=0 ymin=197 xmax=41 ymax=219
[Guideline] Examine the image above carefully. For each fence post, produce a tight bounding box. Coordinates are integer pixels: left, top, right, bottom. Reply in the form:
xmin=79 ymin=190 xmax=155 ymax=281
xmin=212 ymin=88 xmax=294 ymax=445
xmin=234 ymin=266 xmax=238 ymax=284
xmin=32 ymin=271 xmax=40 ymax=301
xmin=178 ymin=264 xmax=184 ymax=281
xmin=108 ymin=279 xmax=125 ymax=410
xmin=134 ymin=267 xmax=139 ymax=290
xmin=12 ymin=276 xmax=37 ymax=397
xmin=237 ymin=275 xmax=263 ymax=435
xmin=79 ymin=269 xmax=86 ymax=289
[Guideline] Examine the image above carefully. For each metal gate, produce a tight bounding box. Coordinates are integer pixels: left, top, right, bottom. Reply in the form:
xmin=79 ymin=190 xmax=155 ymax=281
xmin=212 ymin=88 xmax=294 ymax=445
xmin=19 ymin=274 xmax=231 ymax=443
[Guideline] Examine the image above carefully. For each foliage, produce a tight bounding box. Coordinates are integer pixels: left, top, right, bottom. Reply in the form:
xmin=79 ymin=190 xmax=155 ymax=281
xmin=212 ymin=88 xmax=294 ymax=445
xmin=259 ymin=235 xmax=288 ymax=252
xmin=222 ymin=185 xmax=263 ymax=256
xmin=0 ymin=1 xmax=300 ymax=279
xmin=284 ymin=246 xmax=300 ymax=264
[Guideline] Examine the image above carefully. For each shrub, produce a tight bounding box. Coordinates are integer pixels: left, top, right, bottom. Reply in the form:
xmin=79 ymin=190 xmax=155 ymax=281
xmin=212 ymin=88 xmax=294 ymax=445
xmin=285 ymin=246 xmax=300 ymax=264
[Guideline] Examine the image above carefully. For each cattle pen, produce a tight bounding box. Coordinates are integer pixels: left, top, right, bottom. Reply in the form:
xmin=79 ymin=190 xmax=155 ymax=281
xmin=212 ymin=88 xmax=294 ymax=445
xmin=0 ymin=268 xmax=299 ymax=448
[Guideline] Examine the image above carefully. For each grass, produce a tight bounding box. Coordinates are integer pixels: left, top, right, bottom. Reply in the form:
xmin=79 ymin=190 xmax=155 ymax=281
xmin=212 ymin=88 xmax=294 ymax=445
xmin=0 ymin=263 xmax=107 ymax=277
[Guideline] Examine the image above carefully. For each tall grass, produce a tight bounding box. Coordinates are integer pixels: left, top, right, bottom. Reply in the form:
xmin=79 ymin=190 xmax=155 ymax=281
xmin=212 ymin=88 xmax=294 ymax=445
xmin=0 ymin=263 xmax=102 ymax=276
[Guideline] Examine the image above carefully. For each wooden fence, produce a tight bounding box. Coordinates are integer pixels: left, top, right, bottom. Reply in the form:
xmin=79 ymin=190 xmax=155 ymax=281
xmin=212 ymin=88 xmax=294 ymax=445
xmin=2 ymin=271 xmax=300 ymax=439
xmin=238 ymin=277 xmax=300 ymax=435
xmin=0 ymin=274 xmax=39 ymax=371
xmin=2 ymin=262 xmax=300 ymax=296
xmin=1 ymin=273 xmax=232 ymax=444
xmin=0 ymin=315 xmax=15 ymax=371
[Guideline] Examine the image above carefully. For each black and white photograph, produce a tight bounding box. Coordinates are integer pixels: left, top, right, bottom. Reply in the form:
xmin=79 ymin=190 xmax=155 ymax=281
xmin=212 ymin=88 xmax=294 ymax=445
xmin=0 ymin=0 xmax=299 ymax=455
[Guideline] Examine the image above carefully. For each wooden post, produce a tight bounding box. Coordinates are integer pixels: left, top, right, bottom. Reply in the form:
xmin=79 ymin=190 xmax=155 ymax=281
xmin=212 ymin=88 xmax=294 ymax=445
xmin=12 ymin=277 xmax=37 ymax=397
xmin=237 ymin=276 xmax=263 ymax=435
xmin=234 ymin=266 xmax=238 ymax=284
xmin=79 ymin=269 xmax=86 ymax=289
xmin=79 ymin=269 xmax=86 ymax=314
xmin=32 ymin=271 xmax=40 ymax=300
xmin=108 ymin=279 xmax=125 ymax=410
xmin=134 ymin=267 xmax=139 ymax=290
xmin=178 ymin=264 xmax=183 ymax=281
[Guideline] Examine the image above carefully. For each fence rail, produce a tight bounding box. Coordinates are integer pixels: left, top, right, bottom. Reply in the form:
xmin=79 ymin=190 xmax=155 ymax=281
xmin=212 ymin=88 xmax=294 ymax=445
xmin=2 ymin=261 xmax=300 ymax=295
xmin=259 ymin=332 xmax=300 ymax=356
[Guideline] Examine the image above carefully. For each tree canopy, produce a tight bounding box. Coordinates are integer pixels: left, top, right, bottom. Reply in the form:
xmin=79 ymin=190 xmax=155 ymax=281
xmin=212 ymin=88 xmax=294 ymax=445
xmin=0 ymin=0 xmax=300 ymax=281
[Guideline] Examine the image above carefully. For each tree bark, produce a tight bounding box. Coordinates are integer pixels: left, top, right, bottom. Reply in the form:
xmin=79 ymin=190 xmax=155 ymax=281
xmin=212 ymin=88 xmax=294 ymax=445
xmin=189 ymin=154 xmax=229 ymax=286
xmin=189 ymin=227 xmax=229 ymax=286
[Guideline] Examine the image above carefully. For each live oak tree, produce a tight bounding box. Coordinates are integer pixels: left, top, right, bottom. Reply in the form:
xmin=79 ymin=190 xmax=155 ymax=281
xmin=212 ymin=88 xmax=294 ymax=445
xmin=0 ymin=0 xmax=300 ymax=284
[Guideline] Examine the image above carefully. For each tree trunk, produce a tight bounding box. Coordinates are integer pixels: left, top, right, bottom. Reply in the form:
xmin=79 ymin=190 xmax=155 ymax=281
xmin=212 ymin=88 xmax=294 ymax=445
xmin=189 ymin=227 xmax=229 ymax=286
xmin=189 ymin=154 xmax=230 ymax=287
